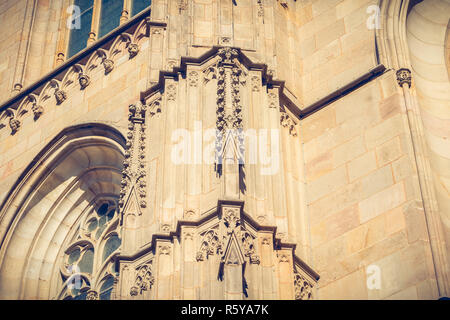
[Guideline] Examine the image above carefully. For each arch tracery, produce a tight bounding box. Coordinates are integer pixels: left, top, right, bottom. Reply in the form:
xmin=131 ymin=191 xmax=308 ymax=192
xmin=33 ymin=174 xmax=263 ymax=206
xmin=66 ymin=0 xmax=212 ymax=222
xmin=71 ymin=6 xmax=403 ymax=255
xmin=0 ymin=123 xmax=125 ymax=299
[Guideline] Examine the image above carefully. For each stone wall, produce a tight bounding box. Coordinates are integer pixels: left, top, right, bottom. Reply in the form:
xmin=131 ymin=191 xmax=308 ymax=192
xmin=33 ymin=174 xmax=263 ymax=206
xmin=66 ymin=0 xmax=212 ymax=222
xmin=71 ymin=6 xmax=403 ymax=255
xmin=300 ymin=71 xmax=439 ymax=299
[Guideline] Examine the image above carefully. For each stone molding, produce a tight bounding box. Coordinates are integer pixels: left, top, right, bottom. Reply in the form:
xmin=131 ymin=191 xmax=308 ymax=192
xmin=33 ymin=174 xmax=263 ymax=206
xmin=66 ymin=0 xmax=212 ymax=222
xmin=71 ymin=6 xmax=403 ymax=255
xmin=0 ymin=13 xmax=166 ymax=135
xmin=116 ymin=199 xmax=319 ymax=300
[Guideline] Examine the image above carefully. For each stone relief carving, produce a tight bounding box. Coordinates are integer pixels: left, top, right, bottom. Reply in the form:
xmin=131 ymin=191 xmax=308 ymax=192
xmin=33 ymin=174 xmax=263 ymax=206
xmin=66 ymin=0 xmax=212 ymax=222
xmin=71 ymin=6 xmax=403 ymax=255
xmin=119 ymin=101 xmax=148 ymax=211
xmin=130 ymin=262 xmax=155 ymax=296
xmin=78 ymin=73 xmax=91 ymax=89
xmin=396 ymin=68 xmax=412 ymax=88
xmin=188 ymin=71 xmax=199 ymax=87
xmin=257 ymin=0 xmax=264 ymax=17
xmin=148 ymin=96 xmax=162 ymax=118
xmin=9 ymin=117 xmax=20 ymax=134
xmin=128 ymin=43 xmax=140 ymax=58
xmin=242 ymin=231 xmax=260 ymax=264
xmin=280 ymin=110 xmax=298 ymax=137
xmin=251 ymin=75 xmax=260 ymax=92
xmin=196 ymin=229 xmax=223 ymax=261
xmin=184 ymin=209 xmax=196 ymax=219
xmin=294 ymin=268 xmax=313 ymax=300
xmin=103 ymin=58 xmax=114 ymax=74
xmin=31 ymin=103 xmax=44 ymax=119
xmin=268 ymin=92 xmax=278 ymax=108
xmin=54 ymin=89 xmax=67 ymax=105
xmin=0 ymin=17 xmax=148 ymax=135
xmin=166 ymin=83 xmax=177 ymax=101
xmin=86 ymin=290 xmax=99 ymax=300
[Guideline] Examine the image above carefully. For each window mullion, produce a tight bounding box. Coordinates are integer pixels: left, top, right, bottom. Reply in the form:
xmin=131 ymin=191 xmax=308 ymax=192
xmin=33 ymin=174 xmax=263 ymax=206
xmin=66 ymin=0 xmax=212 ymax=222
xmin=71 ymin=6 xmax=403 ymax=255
xmin=121 ymin=0 xmax=132 ymax=25
xmin=88 ymin=0 xmax=102 ymax=44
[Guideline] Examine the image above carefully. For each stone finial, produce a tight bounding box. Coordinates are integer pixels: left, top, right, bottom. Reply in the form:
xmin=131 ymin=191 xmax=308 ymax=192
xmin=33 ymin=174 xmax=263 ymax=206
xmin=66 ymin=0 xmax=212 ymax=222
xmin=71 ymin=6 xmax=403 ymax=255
xmin=396 ymin=68 xmax=412 ymax=88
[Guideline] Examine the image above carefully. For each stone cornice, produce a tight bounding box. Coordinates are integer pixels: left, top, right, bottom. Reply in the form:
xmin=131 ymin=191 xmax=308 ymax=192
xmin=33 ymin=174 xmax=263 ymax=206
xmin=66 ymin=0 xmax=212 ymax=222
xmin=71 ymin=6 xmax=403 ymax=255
xmin=117 ymin=199 xmax=320 ymax=282
xmin=140 ymin=46 xmax=302 ymax=117
xmin=299 ymin=64 xmax=386 ymax=119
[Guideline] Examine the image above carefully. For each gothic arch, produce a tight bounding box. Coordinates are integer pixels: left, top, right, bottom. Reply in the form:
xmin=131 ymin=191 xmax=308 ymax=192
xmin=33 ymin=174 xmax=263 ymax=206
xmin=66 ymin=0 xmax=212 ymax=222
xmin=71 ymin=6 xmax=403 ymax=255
xmin=0 ymin=123 xmax=125 ymax=299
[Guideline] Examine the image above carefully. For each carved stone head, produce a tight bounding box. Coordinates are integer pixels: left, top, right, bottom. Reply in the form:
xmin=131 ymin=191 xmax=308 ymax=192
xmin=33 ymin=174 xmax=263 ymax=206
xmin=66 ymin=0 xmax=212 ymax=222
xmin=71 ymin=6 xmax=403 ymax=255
xmin=9 ymin=118 xmax=20 ymax=134
xmin=54 ymin=89 xmax=67 ymax=104
xmin=103 ymin=59 xmax=114 ymax=74
xmin=32 ymin=103 xmax=44 ymax=119
xmin=128 ymin=43 xmax=139 ymax=58
xmin=78 ymin=73 xmax=90 ymax=89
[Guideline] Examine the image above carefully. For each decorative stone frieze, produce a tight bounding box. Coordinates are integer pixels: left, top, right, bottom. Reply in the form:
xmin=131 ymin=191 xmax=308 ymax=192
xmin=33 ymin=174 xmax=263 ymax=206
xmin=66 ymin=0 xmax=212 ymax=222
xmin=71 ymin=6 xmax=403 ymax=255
xmin=0 ymin=15 xmax=152 ymax=135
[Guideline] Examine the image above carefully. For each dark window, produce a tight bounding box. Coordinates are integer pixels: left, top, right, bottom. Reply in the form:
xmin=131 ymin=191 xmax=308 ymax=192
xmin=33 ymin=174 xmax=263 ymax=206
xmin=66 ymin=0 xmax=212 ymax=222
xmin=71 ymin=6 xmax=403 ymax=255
xmin=67 ymin=0 xmax=94 ymax=58
xmin=132 ymin=0 xmax=151 ymax=17
xmin=98 ymin=0 xmax=124 ymax=38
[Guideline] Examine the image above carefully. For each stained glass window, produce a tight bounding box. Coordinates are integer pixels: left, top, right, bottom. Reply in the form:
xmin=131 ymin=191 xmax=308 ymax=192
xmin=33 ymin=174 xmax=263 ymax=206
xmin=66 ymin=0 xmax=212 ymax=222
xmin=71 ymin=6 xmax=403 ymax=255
xmin=57 ymin=200 xmax=121 ymax=300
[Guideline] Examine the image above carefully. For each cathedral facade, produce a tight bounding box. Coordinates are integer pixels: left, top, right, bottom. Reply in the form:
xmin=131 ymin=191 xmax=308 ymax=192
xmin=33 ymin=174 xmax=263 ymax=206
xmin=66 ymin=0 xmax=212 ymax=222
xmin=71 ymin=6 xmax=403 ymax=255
xmin=0 ymin=0 xmax=448 ymax=300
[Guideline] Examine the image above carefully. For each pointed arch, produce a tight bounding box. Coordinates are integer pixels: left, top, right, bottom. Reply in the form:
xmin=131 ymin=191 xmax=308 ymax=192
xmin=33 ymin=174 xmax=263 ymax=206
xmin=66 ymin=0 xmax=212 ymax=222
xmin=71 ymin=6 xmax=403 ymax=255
xmin=0 ymin=123 xmax=126 ymax=299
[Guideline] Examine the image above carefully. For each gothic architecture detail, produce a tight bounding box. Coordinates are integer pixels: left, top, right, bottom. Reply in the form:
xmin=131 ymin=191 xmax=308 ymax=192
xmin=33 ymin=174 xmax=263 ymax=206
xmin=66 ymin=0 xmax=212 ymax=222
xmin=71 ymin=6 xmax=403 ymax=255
xmin=2 ymin=0 xmax=447 ymax=302
xmin=280 ymin=109 xmax=298 ymax=137
xmin=130 ymin=263 xmax=155 ymax=296
xmin=396 ymin=68 xmax=412 ymax=88
xmin=120 ymin=101 xmax=148 ymax=211
xmin=293 ymin=267 xmax=314 ymax=300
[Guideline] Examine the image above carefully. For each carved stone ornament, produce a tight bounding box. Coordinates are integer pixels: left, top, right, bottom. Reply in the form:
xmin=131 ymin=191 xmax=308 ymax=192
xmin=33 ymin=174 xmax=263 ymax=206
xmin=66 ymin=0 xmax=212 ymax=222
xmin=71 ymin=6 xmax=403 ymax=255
xmin=54 ymin=89 xmax=67 ymax=104
xmin=396 ymin=68 xmax=412 ymax=88
xmin=257 ymin=0 xmax=264 ymax=17
xmin=223 ymin=207 xmax=240 ymax=234
xmin=32 ymin=103 xmax=44 ymax=119
xmin=196 ymin=229 xmax=223 ymax=261
xmin=148 ymin=97 xmax=162 ymax=117
xmin=78 ymin=73 xmax=90 ymax=89
xmin=280 ymin=111 xmax=298 ymax=137
xmin=128 ymin=43 xmax=139 ymax=58
xmin=131 ymin=264 xmax=155 ymax=296
xmin=103 ymin=59 xmax=114 ymax=74
xmin=9 ymin=117 xmax=20 ymax=134
xmin=184 ymin=209 xmax=196 ymax=219
xmin=119 ymin=102 xmax=147 ymax=210
xmin=86 ymin=290 xmax=99 ymax=300
xmin=242 ymin=231 xmax=260 ymax=264
xmin=268 ymin=92 xmax=278 ymax=108
xmin=251 ymin=75 xmax=260 ymax=92
xmin=218 ymin=47 xmax=239 ymax=64
xmin=188 ymin=71 xmax=199 ymax=87
xmin=166 ymin=84 xmax=177 ymax=101
xmin=294 ymin=270 xmax=313 ymax=300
